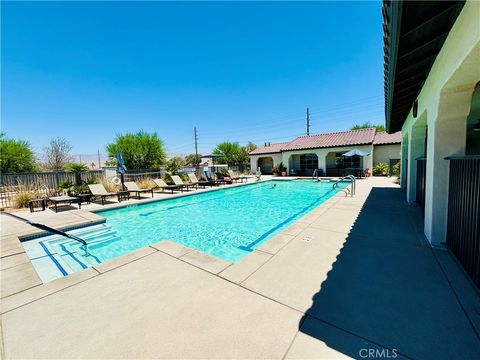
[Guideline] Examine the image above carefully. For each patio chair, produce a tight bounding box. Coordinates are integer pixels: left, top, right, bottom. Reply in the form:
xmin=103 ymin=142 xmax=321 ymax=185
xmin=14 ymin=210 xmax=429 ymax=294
xmin=202 ymin=170 xmax=222 ymax=186
xmin=123 ymin=181 xmax=154 ymax=199
xmin=171 ymin=175 xmax=197 ymax=191
xmin=87 ymin=184 xmax=122 ymax=205
xmin=215 ymin=172 xmax=233 ymax=184
xmin=188 ymin=173 xmax=215 ymax=188
xmin=152 ymin=178 xmax=184 ymax=193
xmin=228 ymin=170 xmax=248 ymax=183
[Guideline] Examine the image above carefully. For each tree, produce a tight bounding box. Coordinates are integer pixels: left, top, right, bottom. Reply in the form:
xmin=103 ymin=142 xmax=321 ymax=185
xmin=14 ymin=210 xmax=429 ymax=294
xmin=44 ymin=137 xmax=73 ymax=171
xmin=213 ymin=142 xmax=241 ymax=165
xmin=0 ymin=133 xmax=37 ymax=173
xmin=165 ymin=156 xmax=185 ymax=174
xmin=351 ymin=122 xmax=386 ymax=132
xmin=184 ymin=154 xmax=202 ymax=166
xmin=236 ymin=141 xmax=257 ymax=165
xmin=106 ymin=131 xmax=166 ymax=169
xmin=65 ymin=162 xmax=89 ymax=185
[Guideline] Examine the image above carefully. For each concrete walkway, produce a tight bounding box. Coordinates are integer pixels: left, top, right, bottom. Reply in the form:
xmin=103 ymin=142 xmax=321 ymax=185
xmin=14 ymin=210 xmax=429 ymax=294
xmin=1 ymin=177 xmax=479 ymax=359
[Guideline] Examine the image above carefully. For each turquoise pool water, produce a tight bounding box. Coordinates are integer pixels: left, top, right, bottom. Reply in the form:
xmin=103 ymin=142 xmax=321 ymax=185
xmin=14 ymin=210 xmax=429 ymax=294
xmin=22 ymin=180 xmax=346 ymax=281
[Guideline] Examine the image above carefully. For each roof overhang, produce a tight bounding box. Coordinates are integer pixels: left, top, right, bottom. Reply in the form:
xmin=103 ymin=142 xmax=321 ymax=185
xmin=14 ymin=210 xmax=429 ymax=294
xmin=383 ymin=0 xmax=465 ymax=133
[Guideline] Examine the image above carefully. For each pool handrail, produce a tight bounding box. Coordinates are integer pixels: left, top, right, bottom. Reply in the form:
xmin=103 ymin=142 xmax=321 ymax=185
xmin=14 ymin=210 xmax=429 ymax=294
xmin=1 ymin=211 xmax=87 ymax=246
xmin=332 ymin=175 xmax=355 ymax=197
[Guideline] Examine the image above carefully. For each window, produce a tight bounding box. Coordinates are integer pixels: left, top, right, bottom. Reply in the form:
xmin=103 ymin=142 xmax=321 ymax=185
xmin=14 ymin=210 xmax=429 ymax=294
xmin=335 ymin=153 xmax=361 ymax=169
xmin=300 ymin=154 xmax=318 ymax=171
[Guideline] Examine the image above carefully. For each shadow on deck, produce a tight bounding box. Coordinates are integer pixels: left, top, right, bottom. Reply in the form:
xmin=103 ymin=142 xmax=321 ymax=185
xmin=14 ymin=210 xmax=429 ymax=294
xmin=299 ymin=187 xmax=480 ymax=359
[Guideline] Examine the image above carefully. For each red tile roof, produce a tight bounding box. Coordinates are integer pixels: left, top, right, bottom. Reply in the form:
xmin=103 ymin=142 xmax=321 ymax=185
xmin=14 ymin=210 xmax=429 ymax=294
xmin=281 ymin=128 xmax=376 ymax=151
xmin=249 ymin=128 xmax=402 ymax=155
xmin=373 ymin=131 xmax=402 ymax=145
xmin=249 ymin=142 xmax=289 ymax=155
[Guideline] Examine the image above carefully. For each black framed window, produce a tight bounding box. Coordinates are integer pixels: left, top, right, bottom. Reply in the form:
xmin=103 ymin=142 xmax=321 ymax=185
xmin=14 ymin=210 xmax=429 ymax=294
xmin=300 ymin=154 xmax=318 ymax=171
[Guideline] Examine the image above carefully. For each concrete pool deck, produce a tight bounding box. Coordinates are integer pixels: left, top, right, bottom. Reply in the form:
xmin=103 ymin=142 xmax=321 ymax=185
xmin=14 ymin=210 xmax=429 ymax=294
xmin=1 ymin=177 xmax=480 ymax=358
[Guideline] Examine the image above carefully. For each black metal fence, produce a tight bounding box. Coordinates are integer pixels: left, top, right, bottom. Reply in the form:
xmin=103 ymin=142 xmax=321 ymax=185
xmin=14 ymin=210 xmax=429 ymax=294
xmin=416 ymin=158 xmax=427 ymax=213
xmin=446 ymin=156 xmax=480 ymax=288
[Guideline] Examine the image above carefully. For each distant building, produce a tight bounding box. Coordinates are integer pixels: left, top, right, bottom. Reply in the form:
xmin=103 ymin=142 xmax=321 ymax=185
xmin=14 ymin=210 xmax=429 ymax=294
xmin=249 ymin=128 xmax=401 ymax=176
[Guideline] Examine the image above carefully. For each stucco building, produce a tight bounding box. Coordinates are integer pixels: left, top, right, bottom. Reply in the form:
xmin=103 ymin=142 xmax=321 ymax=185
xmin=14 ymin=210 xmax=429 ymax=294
xmin=383 ymin=1 xmax=480 ymax=285
xmin=249 ymin=128 xmax=401 ymax=176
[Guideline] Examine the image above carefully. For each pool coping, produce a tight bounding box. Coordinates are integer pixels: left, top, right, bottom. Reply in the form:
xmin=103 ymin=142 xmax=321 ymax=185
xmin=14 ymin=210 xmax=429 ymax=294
xmin=0 ymin=177 xmax=348 ymax=313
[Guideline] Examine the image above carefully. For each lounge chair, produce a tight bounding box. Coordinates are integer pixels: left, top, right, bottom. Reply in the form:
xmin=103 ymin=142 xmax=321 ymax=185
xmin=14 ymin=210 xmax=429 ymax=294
xmin=203 ymin=170 xmax=222 ymax=186
xmin=87 ymin=184 xmax=124 ymax=205
xmin=123 ymin=181 xmax=154 ymax=199
xmin=188 ymin=173 xmax=214 ymax=188
xmin=228 ymin=170 xmax=248 ymax=183
xmin=215 ymin=172 xmax=233 ymax=185
xmin=152 ymin=178 xmax=184 ymax=193
xmin=171 ymin=175 xmax=197 ymax=191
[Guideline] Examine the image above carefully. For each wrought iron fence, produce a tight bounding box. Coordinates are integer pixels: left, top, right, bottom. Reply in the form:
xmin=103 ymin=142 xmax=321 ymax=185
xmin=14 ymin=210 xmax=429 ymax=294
xmin=446 ymin=156 xmax=480 ymax=288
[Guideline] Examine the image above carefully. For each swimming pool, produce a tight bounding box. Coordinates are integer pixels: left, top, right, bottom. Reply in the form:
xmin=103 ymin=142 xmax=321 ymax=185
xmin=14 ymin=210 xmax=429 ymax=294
xmin=22 ymin=180 xmax=347 ymax=282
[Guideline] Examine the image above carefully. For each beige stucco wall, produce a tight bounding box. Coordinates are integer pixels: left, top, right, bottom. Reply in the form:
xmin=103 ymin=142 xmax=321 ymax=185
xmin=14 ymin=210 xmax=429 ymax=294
xmin=373 ymin=144 xmax=401 ymax=166
xmin=399 ymin=0 xmax=480 ymax=244
xmin=281 ymin=144 xmax=374 ymax=174
xmin=249 ymin=153 xmax=282 ymax=173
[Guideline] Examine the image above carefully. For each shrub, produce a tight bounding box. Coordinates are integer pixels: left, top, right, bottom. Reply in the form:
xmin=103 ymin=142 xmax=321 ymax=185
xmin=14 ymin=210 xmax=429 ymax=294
xmin=221 ymin=168 xmax=229 ymax=176
xmin=58 ymin=180 xmax=73 ymax=190
xmin=163 ymin=174 xmax=174 ymax=185
xmin=101 ymin=178 xmax=119 ymax=192
xmin=373 ymin=162 xmax=390 ymax=176
xmin=392 ymin=161 xmax=400 ymax=177
xmin=178 ymin=173 xmax=189 ymax=182
xmin=13 ymin=191 xmax=41 ymax=209
xmin=137 ymin=178 xmax=155 ymax=189
xmin=272 ymin=162 xmax=286 ymax=175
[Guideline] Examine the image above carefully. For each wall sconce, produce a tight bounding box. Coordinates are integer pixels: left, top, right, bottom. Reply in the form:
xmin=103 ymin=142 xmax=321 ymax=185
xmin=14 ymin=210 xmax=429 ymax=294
xmin=412 ymin=100 xmax=418 ymax=118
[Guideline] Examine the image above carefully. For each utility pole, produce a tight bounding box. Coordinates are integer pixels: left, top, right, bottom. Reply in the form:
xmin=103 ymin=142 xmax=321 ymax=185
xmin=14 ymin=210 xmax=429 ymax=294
xmin=194 ymin=127 xmax=199 ymax=175
xmin=306 ymin=107 xmax=310 ymax=136
xmin=97 ymin=150 xmax=101 ymax=168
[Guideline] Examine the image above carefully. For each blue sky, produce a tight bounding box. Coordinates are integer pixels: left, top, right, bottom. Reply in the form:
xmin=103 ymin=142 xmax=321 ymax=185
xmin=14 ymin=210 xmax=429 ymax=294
xmin=2 ymin=1 xmax=384 ymax=159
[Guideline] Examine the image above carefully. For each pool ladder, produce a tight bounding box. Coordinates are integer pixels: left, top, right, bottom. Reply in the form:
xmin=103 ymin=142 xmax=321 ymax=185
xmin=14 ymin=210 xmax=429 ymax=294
xmin=332 ymin=175 xmax=356 ymax=197
xmin=312 ymin=169 xmax=320 ymax=182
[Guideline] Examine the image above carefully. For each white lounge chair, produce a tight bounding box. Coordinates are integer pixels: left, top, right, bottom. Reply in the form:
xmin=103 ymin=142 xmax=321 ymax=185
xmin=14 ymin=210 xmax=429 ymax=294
xmin=87 ymin=184 xmax=121 ymax=205
xmin=123 ymin=181 xmax=154 ymax=199
xmin=152 ymin=178 xmax=183 ymax=193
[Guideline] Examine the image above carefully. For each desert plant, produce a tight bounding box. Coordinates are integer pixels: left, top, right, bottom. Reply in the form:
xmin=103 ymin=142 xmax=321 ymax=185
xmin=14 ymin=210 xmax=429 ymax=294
xmin=392 ymin=161 xmax=400 ymax=177
xmin=58 ymin=179 xmax=73 ymax=190
xmin=65 ymin=162 xmax=89 ymax=185
xmin=101 ymin=178 xmax=119 ymax=192
xmin=106 ymin=131 xmax=166 ymax=169
xmin=137 ymin=178 xmax=156 ymax=189
xmin=0 ymin=133 xmax=37 ymax=173
xmin=86 ymin=176 xmax=99 ymax=185
xmin=163 ymin=174 xmax=174 ymax=185
xmin=165 ymin=157 xmax=185 ymax=174
xmin=13 ymin=191 xmax=41 ymax=208
xmin=373 ymin=162 xmax=390 ymax=176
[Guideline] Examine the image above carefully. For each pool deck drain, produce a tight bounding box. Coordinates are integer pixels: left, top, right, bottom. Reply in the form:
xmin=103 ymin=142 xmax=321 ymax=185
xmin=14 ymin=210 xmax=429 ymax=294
xmin=1 ymin=177 xmax=480 ymax=359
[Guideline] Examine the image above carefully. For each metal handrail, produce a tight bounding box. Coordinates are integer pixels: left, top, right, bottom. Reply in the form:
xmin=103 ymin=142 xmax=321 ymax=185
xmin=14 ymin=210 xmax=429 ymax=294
xmin=1 ymin=211 xmax=87 ymax=247
xmin=332 ymin=175 xmax=356 ymax=197
xmin=312 ymin=169 xmax=320 ymax=181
